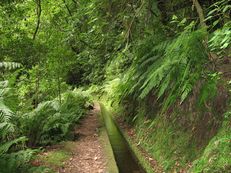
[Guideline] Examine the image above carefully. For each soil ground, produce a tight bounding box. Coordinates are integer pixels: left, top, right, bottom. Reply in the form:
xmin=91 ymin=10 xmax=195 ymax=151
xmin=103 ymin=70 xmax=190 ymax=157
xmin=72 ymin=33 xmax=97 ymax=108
xmin=62 ymin=106 xmax=107 ymax=173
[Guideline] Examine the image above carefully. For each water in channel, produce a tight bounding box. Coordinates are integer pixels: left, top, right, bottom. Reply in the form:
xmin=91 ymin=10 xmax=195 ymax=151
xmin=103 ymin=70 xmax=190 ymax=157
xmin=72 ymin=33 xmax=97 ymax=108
xmin=101 ymin=105 xmax=145 ymax=173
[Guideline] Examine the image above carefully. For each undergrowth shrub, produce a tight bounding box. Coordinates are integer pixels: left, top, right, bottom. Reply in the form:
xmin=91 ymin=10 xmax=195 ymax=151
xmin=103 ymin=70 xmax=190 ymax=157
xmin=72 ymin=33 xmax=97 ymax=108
xmin=21 ymin=90 xmax=90 ymax=146
xmin=118 ymin=24 xmax=209 ymax=118
xmin=0 ymin=80 xmax=39 ymax=173
xmin=0 ymin=149 xmax=38 ymax=173
xmin=209 ymin=21 xmax=231 ymax=57
xmin=0 ymin=80 xmax=91 ymax=172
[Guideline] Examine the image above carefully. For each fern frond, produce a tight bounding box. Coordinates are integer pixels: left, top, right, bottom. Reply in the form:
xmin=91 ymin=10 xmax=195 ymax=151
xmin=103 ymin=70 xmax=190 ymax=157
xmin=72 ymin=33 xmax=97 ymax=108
xmin=180 ymin=81 xmax=193 ymax=103
xmin=0 ymin=137 xmax=27 ymax=156
xmin=120 ymin=27 xmax=208 ymax=113
xmin=0 ymin=62 xmax=21 ymax=70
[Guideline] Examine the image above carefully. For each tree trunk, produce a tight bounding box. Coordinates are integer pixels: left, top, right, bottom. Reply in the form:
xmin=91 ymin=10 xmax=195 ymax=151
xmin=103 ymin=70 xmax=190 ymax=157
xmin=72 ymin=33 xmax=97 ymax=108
xmin=193 ymin=0 xmax=207 ymax=28
xmin=33 ymin=0 xmax=42 ymax=40
xmin=57 ymin=75 xmax=62 ymax=104
xmin=35 ymin=66 xmax=40 ymax=107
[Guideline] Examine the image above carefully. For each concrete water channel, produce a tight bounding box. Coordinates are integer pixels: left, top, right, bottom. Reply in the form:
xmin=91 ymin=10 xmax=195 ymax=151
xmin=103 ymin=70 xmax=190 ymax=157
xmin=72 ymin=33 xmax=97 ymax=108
xmin=100 ymin=104 xmax=146 ymax=173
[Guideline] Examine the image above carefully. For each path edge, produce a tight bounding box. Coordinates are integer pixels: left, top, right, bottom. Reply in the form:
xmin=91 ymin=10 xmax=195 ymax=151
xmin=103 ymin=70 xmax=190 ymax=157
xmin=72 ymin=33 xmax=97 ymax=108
xmin=100 ymin=103 xmax=158 ymax=173
xmin=97 ymin=103 xmax=119 ymax=173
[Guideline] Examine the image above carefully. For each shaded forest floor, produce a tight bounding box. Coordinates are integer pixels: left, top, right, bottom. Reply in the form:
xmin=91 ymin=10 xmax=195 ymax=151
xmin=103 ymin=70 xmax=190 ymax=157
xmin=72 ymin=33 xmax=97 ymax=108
xmin=35 ymin=107 xmax=107 ymax=173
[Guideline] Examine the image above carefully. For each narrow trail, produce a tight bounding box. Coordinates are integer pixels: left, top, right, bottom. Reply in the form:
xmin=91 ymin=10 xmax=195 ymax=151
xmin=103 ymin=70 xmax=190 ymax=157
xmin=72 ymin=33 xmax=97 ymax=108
xmin=63 ymin=105 xmax=107 ymax=173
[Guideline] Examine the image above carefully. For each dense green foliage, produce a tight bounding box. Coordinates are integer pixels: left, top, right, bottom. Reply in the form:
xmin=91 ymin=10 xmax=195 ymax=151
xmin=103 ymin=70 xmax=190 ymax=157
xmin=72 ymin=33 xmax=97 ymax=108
xmin=99 ymin=0 xmax=231 ymax=172
xmin=21 ymin=91 xmax=89 ymax=146
xmin=0 ymin=0 xmax=230 ymax=172
xmin=121 ymin=27 xmax=208 ymax=110
xmin=0 ymin=79 xmax=89 ymax=172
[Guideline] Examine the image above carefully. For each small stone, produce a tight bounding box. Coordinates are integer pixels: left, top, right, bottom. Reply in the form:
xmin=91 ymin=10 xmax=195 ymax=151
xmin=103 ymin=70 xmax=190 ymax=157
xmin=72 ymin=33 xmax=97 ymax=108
xmin=148 ymin=157 xmax=154 ymax=161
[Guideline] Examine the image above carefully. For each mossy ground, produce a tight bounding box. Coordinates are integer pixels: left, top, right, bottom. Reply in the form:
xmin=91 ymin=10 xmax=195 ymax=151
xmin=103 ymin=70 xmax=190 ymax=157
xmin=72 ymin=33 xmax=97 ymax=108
xmin=134 ymin=116 xmax=199 ymax=172
xmin=35 ymin=142 xmax=75 ymax=172
xmin=126 ymin=112 xmax=231 ymax=173
xmin=190 ymin=120 xmax=231 ymax=173
xmin=39 ymin=150 xmax=70 ymax=167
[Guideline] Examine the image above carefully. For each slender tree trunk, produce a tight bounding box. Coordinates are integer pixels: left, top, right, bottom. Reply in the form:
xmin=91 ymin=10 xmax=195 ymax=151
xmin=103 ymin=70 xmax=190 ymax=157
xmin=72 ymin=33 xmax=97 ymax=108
xmin=33 ymin=0 xmax=42 ymax=40
xmin=57 ymin=74 xmax=62 ymax=104
xmin=35 ymin=66 xmax=40 ymax=107
xmin=33 ymin=0 xmax=41 ymax=106
xmin=192 ymin=0 xmax=207 ymax=28
xmin=192 ymin=0 xmax=217 ymax=69
xmin=193 ymin=0 xmax=207 ymax=27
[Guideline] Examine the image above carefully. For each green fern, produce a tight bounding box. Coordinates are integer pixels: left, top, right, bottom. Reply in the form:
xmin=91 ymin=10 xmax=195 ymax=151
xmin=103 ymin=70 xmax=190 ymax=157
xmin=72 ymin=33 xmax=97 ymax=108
xmin=0 ymin=149 xmax=38 ymax=173
xmin=22 ymin=91 xmax=89 ymax=146
xmin=180 ymin=81 xmax=193 ymax=104
xmin=120 ymin=25 xmax=208 ymax=113
xmin=0 ymin=80 xmax=21 ymax=140
xmin=198 ymin=72 xmax=220 ymax=107
xmin=0 ymin=62 xmax=21 ymax=70
xmin=0 ymin=137 xmax=27 ymax=156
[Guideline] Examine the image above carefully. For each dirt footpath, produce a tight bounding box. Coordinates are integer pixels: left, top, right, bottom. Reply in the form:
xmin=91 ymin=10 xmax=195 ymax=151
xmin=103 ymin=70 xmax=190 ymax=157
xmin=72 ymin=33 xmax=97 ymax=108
xmin=63 ymin=105 xmax=107 ymax=173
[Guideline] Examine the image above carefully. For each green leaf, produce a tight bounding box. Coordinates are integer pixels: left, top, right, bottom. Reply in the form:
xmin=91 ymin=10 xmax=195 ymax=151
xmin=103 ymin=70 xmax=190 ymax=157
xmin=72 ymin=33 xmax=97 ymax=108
xmin=213 ymin=20 xmax=219 ymax=27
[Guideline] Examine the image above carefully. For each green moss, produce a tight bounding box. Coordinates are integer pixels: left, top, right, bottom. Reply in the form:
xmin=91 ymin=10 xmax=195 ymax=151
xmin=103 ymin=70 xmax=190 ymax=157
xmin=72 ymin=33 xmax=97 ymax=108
xmin=99 ymin=128 xmax=119 ymax=173
xmin=38 ymin=140 xmax=77 ymax=170
xmin=29 ymin=166 xmax=55 ymax=173
xmin=59 ymin=141 xmax=76 ymax=153
xmin=121 ymin=126 xmax=159 ymax=173
xmin=134 ymin=115 xmax=202 ymax=172
xmin=132 ymin=110 xmax=231 ymax=173
xmin=34 ymin=140 xmax=77 ymax=172
xmin=39 ymin=150 xmax=70 ymax=168
xmin=190 ymin=121 xmax=231 ymax=173
xmin=98 ymin=104 xmax=119 ymax=173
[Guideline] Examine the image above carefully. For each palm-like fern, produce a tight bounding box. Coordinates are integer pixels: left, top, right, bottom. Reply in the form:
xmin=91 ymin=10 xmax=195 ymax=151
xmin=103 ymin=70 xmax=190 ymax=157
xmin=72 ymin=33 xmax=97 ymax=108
xmin=0 ymin=148 xmax=37 ymax=173
xmin=0 ymin=81 xmax=16 ymax=140
xmin=0 ymin=79 xmax=33 ymax=173
xmin=0 ymin=137 xmax=27 ymax=156
xmin=121 ymin=26 xmax=208 ymax=112
xmin=22 ymin=91 xmax=89 ymax=146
